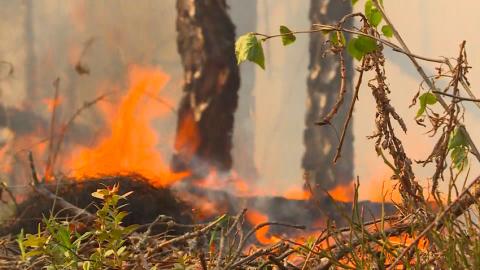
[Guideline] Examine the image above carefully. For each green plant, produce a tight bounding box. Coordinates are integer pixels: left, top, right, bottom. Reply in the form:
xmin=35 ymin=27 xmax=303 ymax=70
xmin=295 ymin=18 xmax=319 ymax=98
xmin=16 ymin=184 xmax=137 ymax=269
xmin=89 ymin=184 xmax=138 ymax=268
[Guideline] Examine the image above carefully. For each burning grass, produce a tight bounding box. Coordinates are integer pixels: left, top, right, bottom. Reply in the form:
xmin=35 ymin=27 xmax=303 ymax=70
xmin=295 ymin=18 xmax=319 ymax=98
xmin=0 ymin=178 xmax=479 ymax=269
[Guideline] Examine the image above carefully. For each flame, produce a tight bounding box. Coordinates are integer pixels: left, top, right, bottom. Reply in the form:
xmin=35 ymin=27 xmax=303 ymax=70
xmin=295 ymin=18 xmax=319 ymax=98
xmin=42 ymin=97 xmax=63 ymax=113
xmin=174 ymin=111 xmax=200 ymax=161
xmin=283 ymin=187 xmax=311 ymax=200
xmin=177 ymin=190 xmax=227 ymax=221
xmin=67 ymin=65 xmax=188 ymax=186
xmin=245 ymin=209 xmax=280 ymax=245
xmin=388 ymin=234 xmax=428 ymax=250
xmin=328 ymin=181 xmax=355 ymax=202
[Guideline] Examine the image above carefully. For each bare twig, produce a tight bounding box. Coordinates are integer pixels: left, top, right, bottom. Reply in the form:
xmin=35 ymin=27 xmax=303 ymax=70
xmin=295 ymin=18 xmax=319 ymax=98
xmin=29 ymin=151 xmax=96 ymax=222
xmin=32 ymin=183 xmax=96 ymax=223
xmin=445 ymin=59 xmax=480 ymax=109
xmin=0 ymin=182 xmax=18 ymax=210
xmin=431 ymin=41 xmax=466 ymax=193
xmin=317 ymin=46 xmax=347 ymax=126
xmin=256 ymin=23 xmax=444 ymax=64
xmin=151 ymin=214 xmax=226 ymax=254
xmin=45 ymin=78 xmax=61 ymax=180
xmin=333 ymin=58 xmax=366 ymax=163
xmin=432 ymin=90 xmax=480 ymax=103
xmin=268 ymin=254 xmax=289 ymax=270
xmin=241 ymin=222 xmax=305 ymax=253
xmin=28 ymin=151 xmax=40 ymax=185
xmin=229 ymin=242 xmax=284 ymax=269
xmin=214 ymin=227 xmax=225 ymax=269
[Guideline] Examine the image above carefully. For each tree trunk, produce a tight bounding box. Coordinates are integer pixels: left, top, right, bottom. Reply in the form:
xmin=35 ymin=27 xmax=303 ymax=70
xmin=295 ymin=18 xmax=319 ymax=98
xmin=173 ymin=0 xmax=240 ymax=176
xmin=303 ymin=0 xmax=354 ymax=191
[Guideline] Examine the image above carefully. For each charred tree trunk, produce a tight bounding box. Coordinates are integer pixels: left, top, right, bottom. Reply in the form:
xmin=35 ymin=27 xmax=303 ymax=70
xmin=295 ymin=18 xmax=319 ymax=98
xmin=303 ymin=0 xmax=354 ymax=191
xmin=173 ymin=0 xmax=240 ymax=176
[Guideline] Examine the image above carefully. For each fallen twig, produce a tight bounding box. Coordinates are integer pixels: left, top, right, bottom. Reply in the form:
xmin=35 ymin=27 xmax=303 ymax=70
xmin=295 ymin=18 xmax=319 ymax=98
xmin=151 ymin=214 xmax=226 ymax=254
xmin=28 ymin=151 xmax=96 ymax=223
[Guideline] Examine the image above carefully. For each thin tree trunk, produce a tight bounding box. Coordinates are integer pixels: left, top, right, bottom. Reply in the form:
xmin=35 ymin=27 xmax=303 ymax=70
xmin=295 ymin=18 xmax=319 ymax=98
xmin=303 ymin=0 xmax=354 ymax=191
xmin=173 ymin=0 xmax=240 ymax=176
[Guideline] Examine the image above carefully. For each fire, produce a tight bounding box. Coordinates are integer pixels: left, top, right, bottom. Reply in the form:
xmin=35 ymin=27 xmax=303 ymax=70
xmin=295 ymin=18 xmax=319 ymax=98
xmin=245 ymin=209 xmax=280 ymax=245
xmin=283 ymin=187 xmax=311 ymax=200
xmin=67 ymin=65 xmax=188 ymax=186
xmin=42 ymin=97 xmax=63 ymax=113
xmin=174 ymin=111 xmax=200 ymax=162
xmin=328 ymin=181 xmax=355 ymax=202
xmin=175 ymin=190 xmax=224 ymax=220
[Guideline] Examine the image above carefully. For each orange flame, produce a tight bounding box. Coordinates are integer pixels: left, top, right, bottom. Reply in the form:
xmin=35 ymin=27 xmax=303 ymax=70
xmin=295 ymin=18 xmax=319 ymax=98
xmin=42 ymin=97 xmax=63 ymax=113
xmin=245 ymin=209 xmax=280 ymax=245
xmin=67 ymin=66 xmax=188 ymax=186
xmin=328 ymin=181 xmax=355 ymax=202
xmin=174 ymin=111 xmax=200 ymax=160
xmin=283 ymin=187 xmax=311 ymax=200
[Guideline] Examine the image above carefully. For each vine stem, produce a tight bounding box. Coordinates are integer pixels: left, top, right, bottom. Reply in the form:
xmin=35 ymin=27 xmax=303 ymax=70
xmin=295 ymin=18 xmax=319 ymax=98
xmin=444 ymin=59 xmax=480 ymax=110
xmin=254 ymin=24 xmax=444 ymax=64
xmin=432 ymin=90 xmax=480 ymax=103
xmin=333 ymin=58 xmax=366 ymax=163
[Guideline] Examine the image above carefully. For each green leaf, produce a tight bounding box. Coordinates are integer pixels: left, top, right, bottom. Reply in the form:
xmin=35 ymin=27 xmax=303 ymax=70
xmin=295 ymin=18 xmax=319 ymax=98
xmin=330 ymin=31 xmax=346 ymax=47
xmin=352 ymin=0 xmax=359 ymax=5
xmin=365 ymin=0 xmax=373 ymax=19
xmin=17 ymin=230 xmax=26 ymax=261
xmin=448 ymin=127 xmax=468 ymax=150
xmin=279 ymin=25 xmax=296 ymax=46
xmin=381 ymin=25 xmax=393 ymax=37
xmin=355 ymin=36 xmax=378 ymax=54
xmin=369 ymin=9 xmax=383 ymax=27
xmin=347 ymin=38 xmax=363 ymax=61
xmin=25 ymin=249 xmax=45 ymax=257
xmin=451 ymin=147 xmax=468 ymax=170
xmin=365 ymin=0 xmax=382 ymax=27
xmin=235 ymin=33 xmax=265 ymax=69
xmin=82 ymin=261 xmax=91 ymax=270
xmin=104 ymin=249 xmax=114 ymax=257
xmin=73 ymin=232 xmax=92 ymax=248
xmin=23 ymin=234 xmax=47 ymax=248
xmin=416 ymin=92 xmax=437 ymax=117
xmin=422 ymin=92 xmax=437 ymax=105
xmin=115 ymin=211 xmax=129 ymax=224
xmin=117 ymin=246 xmax=127 ymax=256
xmin=124 ymin=224 xmax=140 ymax=234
